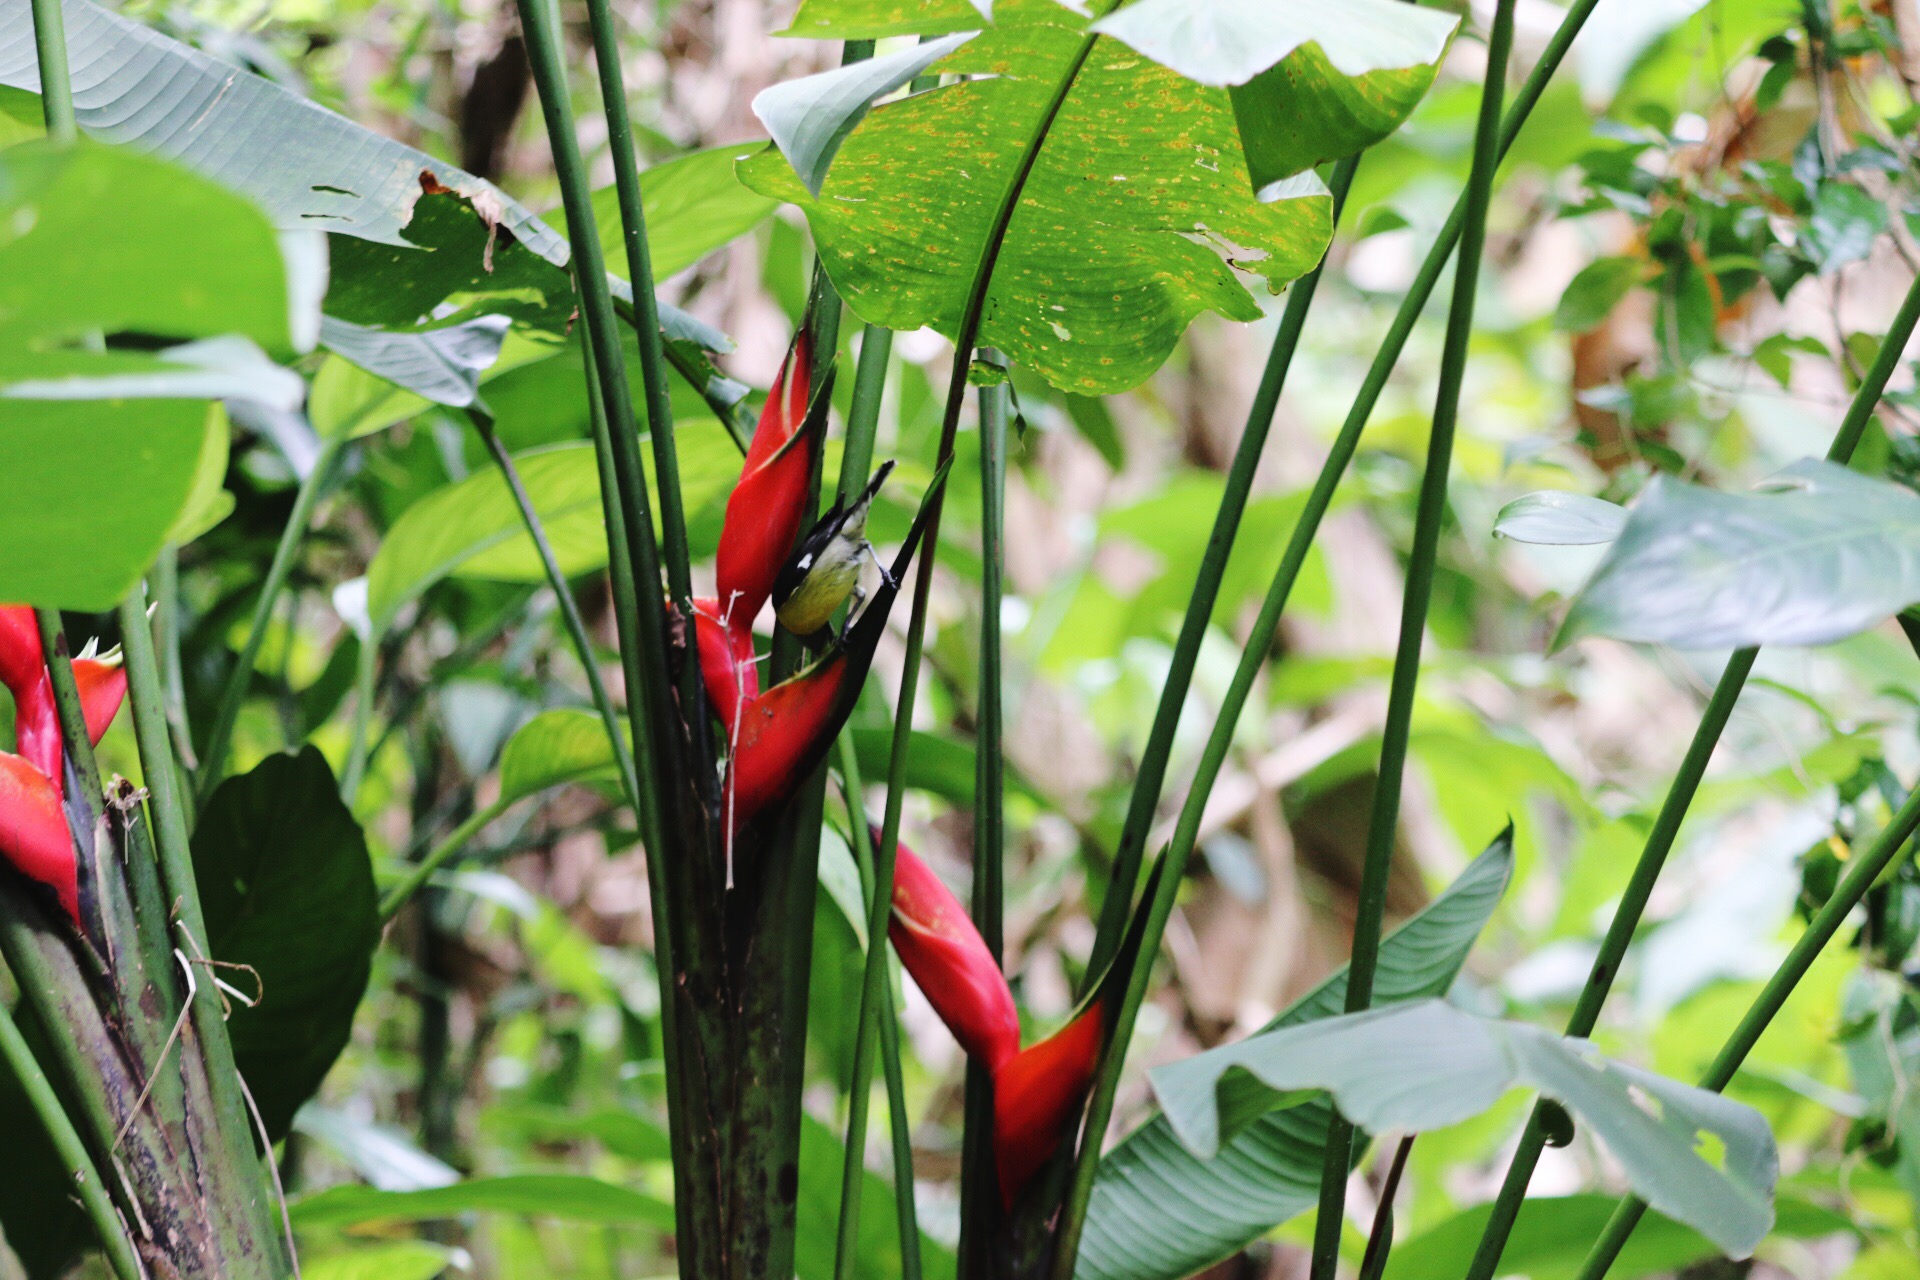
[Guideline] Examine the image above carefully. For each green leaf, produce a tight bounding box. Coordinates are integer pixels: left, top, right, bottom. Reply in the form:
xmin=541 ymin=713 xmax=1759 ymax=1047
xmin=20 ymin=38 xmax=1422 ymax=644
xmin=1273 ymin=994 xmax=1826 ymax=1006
xmin=1380 ymin=1193 xmax=1852 ymax=1280
xmin=1493 ymin=491 xmax=1627 ymax=545
xmin=583 ymin=146 xmax=780 ymax=280
xmin=0 ymin=399 xmax=208 ymax=610
xmin=738 ymin=0 xmax=1333 ymax=395
xmin=1558 ymin=460 xmax=1920 ymax=650
xmin=1803 ymin=181 xmax=1887 ymax=274
xmin=752 ymin=32 xmax=979 ymax=194
xmin=315 ymin=316 xmax=512 ymax=426
xmin=289 ymin=1175 xmax=675 ymax=1231
xmin=1073 ymin=830 xmax=1513 ymax=1280
xmin=364 ymin=431 xmax=739 ymax=631
xmin=165 ymin=405 xmax=236 ymax=545
xmin=782 ymin=0 xmax=985 ymax=39
xmin=1151 ymin=1000 xmax=1776 ymax=1257
xmin=1553 ymin=255 xmax=1641 ymax=332
xmin=1089 ymin=0 xmax=1457 ymax=190
xmin=301 ymin=1243 xmax=460 ymax=1280
xmin=497 ymin=709 xmax=624 ymax=804
xmin=481 ymin=1102 xmax=673 ymax=1165
xmin=196 ymin=747 xmax=378 ymax=1140
xmin=849 ymin=727 xmax=1043 ymax=810
xmin=794 ymin=1115 xmax=956 ymax=1280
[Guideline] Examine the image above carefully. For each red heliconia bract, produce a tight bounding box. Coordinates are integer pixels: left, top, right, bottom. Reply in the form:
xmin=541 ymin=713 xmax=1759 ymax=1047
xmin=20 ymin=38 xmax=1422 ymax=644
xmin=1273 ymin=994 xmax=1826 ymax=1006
xmin=0 ymin=751 xmax=77 ymax=925
xmin=723 ymin=646 xmax=854 ymax=831
xmin=693 ymin=596 xmax=760 ymax=732
xmin=992 ymin=1000 xmax=1106 ymax=1207
xmin=0 ymin=604 xmax=128 ymax=791
xmin=715 ymin=332 xmax=819 ymax=628
xmin=888 ymin=838 xmax=1020 ymax=1071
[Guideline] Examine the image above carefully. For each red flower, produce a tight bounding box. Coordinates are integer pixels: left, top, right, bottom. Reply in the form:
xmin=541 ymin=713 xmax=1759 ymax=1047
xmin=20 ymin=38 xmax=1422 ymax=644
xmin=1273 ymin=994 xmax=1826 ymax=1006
xmin=714 ymin=333 xmax=822 ymax=629
xmin=888 ymin=838 xmax=1019 ymax=1072
xmin=0 ymin=751 xmax=76 ymax=924
xmin=693 ymin=596 xmax=760 ymax=731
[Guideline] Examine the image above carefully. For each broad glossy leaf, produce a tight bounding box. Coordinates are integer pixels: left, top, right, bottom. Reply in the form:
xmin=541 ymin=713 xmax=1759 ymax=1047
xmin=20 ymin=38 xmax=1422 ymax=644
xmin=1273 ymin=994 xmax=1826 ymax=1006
xmin=583 ymin=146 xmax=780 ymax=279
xmin=0 ymin=400 xmax=207 ymax=610
xmin=3 ymin=336 xmax=302 ymax=410
xmin=497 ymin=709 xmax=624 ymax=804
xmin=289 ymin=1175 xmax=674 ymax=1231
xmin=1381 ymin=1193 xmax=1852 ymax=1280
xmin=166 ymin=404 xmax=236 ymax=545
xmin=740 ymin=0 xmax=1332 ymax=395
xmin=1494 ymin=491 xmax=1627 ymax=545
xmin=196 ymin=747 xmax=378 ymax=1140
xmin=753 ymin=32 xmax=978 ymax=194
xmin=1074 ymin=830 xmax=1513 ymax=1280
xmin=1558 ymin=460 xmax=1920 ymax=650
xmin=1151 ymin=1000 xmax=1776 ymax=1257
xmin=1091 ymin=0 xmax=1457 ymax=190
xmin=795 ymin=1115 xmax=957 ymax=1280
xmin=365 ymin=431 xmax=739 ymax=631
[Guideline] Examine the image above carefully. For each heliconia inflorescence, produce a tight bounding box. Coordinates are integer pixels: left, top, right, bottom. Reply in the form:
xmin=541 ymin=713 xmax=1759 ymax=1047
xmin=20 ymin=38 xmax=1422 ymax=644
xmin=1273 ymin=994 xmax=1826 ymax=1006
xmin=885 ymin=834 xmax=1108 ymax=1207
xmin=714 ymin=331 xmax=822 ymax=631
xmin=0 ymin=605 xmax=128 ymax=926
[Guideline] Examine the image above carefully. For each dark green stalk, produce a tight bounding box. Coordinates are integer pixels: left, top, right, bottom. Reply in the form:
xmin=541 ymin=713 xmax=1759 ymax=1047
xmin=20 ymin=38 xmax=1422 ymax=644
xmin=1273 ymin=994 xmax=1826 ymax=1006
xmin=580 ymin=0 xmax=694 ymax=606
xmin=34 ymin=612 xmax=102 ymax=804
xmin=29 ymin=0 xmax=75 ymax=142
xmin=118 ymin=591 xmax=264 ymax=1177
xmin=877 ymin=966 xmax=923 ymax=1280
xmin=0 ymin=994 xmax=140 ymax=1280
xmin=200 ymin=436 xmax=346 ymax=804
xmin=1311 ymin=6 xmax=1515 ymax=1275
xmin=1572 ymin=781 xmax=1920 ymax=1279
xmin=341 ymin=631 xmax=378 ymax=803
xmin=1356 ymin=1136 xmax=1415 ymax=1280
xmin=469 ymin=408 xmax=642 ymax=810
xmin=1462 ymin=259 xmax=1920 ymax=1280
xmin=378 ymin=796 xmax=512 ymax=922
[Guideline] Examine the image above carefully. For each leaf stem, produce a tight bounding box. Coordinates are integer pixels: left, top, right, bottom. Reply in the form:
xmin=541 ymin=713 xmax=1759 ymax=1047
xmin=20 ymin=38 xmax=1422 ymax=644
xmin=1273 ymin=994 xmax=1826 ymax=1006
xmin=468 ymin=408 xmax=642 ymax=813
xmin=0 ymin=992 xmax=141 ymax=1280
xmin=1357 ymin=1136 xmax=1415 ymax=1280
xmin=1572 ymin=779 xmax=1920 ymax=1279
xmin=340 ymin=628 xmax=377 ymax=804
xmin=199 ymin=436 xmax=346 ymax=805
xmin=378 ymin=795 xmax=513 ymax=922
xmin=1461 ymin=260 xmax=1920 ymax=1280
xmin=28 ymin=0 xmax=75 ymax=142
xmin=33 ymin=610 xmax=103 ymax=804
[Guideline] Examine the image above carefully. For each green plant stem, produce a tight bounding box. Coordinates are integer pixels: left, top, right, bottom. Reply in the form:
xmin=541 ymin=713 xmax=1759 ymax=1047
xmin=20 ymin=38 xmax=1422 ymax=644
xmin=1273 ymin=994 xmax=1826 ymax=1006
xmin=378 ymin=796 xmax=513 ymax=922
xmin=469 ymin=408 xmax=642 ymax=811
xmin=1571 ymin=780 xmax=1920 ymax=1280
xmin=0 ymin=986 xmax=141 ymax=1280
xmin=877 ymin=966 xmax=923 ymax=1280
xmin=1461 ymin=259 xmax=1920 ymax=1280
xmin=1310 ymin=5 xmax=1515 ymax=1275
xmin=1357 ymin=1136 xmax=1415 ymax=1280
xmin=581 ymin=0 xmax=693 ymax=607
xmin=29 ymin=0 xmax=75 ymax=142
xmin=341 ymin=628 xmax=377 ymax=803
xmin=842 ymin=326 xmax=892 ymax=496
xmin=200 ymin=436 xmax=346 ymax=805
xmin=117 ymin=590 xmax=264 ymax=1183
xmin=34 ymin=611 xmax=103 ymax=804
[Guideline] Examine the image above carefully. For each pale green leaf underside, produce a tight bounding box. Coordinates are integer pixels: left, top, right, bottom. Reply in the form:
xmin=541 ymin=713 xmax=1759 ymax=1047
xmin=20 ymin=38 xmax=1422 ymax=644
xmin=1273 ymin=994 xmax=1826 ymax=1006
xmin=1073 ymin=830 xmax=1513 ymax=1280
xmin=1151 ymin=1001 xmax=1776 ymax=1257
xmin=1090 ymin=0 xmax=1458 ymax=88
xmin=1559 ymin=459 xmax=1920 ymax=650
xmin=741 ymin=0 xmax=1332 ymax=395
xmin=1494 ymin=491 xmax=1627 ymax=546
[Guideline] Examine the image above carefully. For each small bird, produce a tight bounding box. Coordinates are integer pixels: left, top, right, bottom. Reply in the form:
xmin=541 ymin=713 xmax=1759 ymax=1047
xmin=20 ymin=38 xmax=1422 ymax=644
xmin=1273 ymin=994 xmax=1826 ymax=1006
xmin=772 ymin=460 xmax=895 ymax=644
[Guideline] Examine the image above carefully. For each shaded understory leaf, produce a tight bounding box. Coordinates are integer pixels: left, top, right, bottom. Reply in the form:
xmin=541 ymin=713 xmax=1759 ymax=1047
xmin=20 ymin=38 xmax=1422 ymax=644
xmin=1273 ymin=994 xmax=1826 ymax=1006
xmin=497 ymin=709 xmax=626 ymax=804
xmin=1494 ymin=491 xmax=1628 ymax=546
xmin=196 ymin=746 xmax=379 ymax=1140
xmin=740 ymin=0 xmax=1332 ymax=395
xmin=570 ymin=144 xmax=782 ymax=280
xmin=1150 ymin=1000 xmax=1776 ymax=1257
xmin=1558 ymin=460 xmax=1920 ymax=650
xmin=289 ymin=1176 xmax=674 ymax=1231
xmin=315 ymin=316 xmax=513 ymax=424
xmin=1073 ymin=829 xmax=1514 ymax=1280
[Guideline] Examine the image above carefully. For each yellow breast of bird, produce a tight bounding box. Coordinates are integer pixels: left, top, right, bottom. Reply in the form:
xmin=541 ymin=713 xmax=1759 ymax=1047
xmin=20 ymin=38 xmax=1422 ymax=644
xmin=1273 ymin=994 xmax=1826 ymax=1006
xmin=776 ymin=541 xmax=864 ymax=635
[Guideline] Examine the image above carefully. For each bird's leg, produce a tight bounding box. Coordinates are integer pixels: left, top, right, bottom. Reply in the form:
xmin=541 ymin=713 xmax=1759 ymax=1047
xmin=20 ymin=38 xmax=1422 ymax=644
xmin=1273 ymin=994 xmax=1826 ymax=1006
xmin=836 ymin=585 xmax=868 ymax=646
xmin=863 ymin=540 xmax=896 ymax=590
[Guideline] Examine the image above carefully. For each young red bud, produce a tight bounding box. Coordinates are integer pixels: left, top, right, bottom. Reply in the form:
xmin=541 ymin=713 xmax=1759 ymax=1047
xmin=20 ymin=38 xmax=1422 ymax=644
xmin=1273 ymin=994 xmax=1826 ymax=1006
xmin=715 ymin=332 xmax=820 ymax=626
xmin=888 ymin=837 xmax=1019 ymax=1071
xmin=992 ymin=1000 xmax=1105 ymax=1207
xmin=0 ymin=751 xmax=78 ymax=926
xmin=692 ymin=597 xmax=760 ymax=731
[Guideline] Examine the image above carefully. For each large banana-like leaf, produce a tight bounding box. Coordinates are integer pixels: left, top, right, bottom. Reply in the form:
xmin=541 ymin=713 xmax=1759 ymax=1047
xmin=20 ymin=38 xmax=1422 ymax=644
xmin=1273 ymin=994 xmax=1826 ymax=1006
xmin=1072 ymin=829 xmax=1513 ymax=1280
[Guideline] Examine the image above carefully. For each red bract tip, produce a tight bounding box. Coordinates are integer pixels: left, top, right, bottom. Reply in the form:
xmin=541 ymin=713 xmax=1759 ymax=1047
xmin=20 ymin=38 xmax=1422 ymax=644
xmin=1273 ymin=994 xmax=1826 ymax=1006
xmin=73 ymin=658 xmax=127 ymax=747
xmin=723 ymin=646 xmax=852 ymax=832
xmin=888 ymin=838 xmax=1019 ymax=1072
xmin=0 ymin=751 xmax=77 ymax=926
xmin=693 ymin=597 xmax=760 ymax=731
xmin=992 ymin=1000 xmax=1105 ymax=1207
xmin=0 ymin=606 xmax=126 ymax=794
xmin=715 ymin=332 xmax=820 ymax=627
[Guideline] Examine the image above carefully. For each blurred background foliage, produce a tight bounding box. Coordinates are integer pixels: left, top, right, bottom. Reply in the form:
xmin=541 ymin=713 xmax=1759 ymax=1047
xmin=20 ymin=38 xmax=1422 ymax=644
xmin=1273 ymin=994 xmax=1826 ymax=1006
xmin=10 ymin=1 xmax=1920 ymax=1277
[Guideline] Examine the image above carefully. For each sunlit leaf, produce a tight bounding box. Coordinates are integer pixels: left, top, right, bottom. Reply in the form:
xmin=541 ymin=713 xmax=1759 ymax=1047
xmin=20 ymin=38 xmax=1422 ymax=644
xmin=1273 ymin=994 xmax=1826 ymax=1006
xmin=497 ymin=709 xmax=624 ymax=804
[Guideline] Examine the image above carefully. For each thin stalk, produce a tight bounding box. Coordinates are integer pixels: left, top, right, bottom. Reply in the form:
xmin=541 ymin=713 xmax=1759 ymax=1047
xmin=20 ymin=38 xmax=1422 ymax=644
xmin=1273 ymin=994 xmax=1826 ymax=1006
xmin=1462 ymin=265 xmax=1920 ymax=1280
xmin=118 ymin=590 xmax=263 ymax=1179
xmin=958 ymin=371 xmax=1011 ymax=1274
xmin=877 ymin=966 xmax=923 ymax=1280
xmin=379 ymin=796 xmax=513 ymax=922
xmin=29 ymin=0 xmax=75 ymax=142
xmin=1311 ymin=6 xmax=1515 ymax=1275
xmin=34 ymin=611 xmax=102 ymax=803
xmin=341 ymin=630 xmax=377 ymax=804
xmin=152 ymin=545 xmax=199 ymax=773
xmin=1572 ymin=781 xmax=1920 ymax=1280
xmin=842 ymin=326 xmax=893 ymax=495
xmin=200 ymin=436 xmax=346 ymax=804
xmin=581 ymin=0 xmax=694 ymax=604
xmin=1357 ymin=1137 xmax=1415 ymax=1280
xmin=469 ymin=408 xmax=642 ymax=810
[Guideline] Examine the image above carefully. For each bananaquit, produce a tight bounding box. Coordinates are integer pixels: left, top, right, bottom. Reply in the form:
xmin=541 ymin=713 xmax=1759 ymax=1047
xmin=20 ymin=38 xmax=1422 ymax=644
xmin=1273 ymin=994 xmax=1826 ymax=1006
xmin=773 ymin=460 xmax=895 ymax=643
